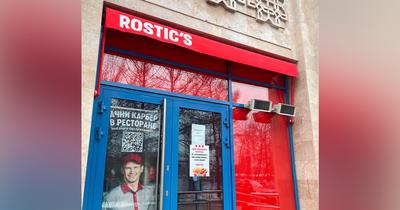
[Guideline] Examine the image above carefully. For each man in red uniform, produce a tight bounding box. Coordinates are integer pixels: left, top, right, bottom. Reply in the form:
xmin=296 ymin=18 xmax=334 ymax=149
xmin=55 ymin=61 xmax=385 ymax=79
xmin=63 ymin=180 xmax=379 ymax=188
xmin=103 ymin=153 xmax=155 ymax=210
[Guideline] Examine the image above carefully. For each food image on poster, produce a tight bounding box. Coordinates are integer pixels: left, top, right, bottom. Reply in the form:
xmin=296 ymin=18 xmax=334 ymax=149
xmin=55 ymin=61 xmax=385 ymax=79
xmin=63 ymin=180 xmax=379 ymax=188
xmin=192 ymin=166 xmax=208 ymax=176
xmin=190 ymin=144 xmax=210 ymax=177
xmin=121 ymin=131 xmax=143 ymax=152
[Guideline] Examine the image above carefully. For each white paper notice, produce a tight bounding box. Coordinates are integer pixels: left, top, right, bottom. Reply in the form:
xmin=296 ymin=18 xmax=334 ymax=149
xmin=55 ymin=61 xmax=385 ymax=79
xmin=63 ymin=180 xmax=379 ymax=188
xmin=191 ymin=124 xmax=205 ymax=145
xmin=189 ymin=144 xmax=210 ymax=177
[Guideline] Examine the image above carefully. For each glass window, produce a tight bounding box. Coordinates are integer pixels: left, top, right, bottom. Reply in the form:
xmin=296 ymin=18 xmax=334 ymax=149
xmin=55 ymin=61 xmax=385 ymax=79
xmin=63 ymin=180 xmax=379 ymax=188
xmin=102 ymin=53 xmax=228 ymax=101
xmin=233 ymin=90 xmax=295 ymax=210
xmin=232 ymin=81 xmax=285 ymax=104
xmin=178 ymin=108 xmax=223 ymax=210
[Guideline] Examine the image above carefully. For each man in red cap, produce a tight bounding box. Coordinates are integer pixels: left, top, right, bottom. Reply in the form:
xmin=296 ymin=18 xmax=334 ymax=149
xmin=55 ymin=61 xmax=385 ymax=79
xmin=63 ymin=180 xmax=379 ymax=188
xmin=103 ymin=153 xmax=155 ymax=210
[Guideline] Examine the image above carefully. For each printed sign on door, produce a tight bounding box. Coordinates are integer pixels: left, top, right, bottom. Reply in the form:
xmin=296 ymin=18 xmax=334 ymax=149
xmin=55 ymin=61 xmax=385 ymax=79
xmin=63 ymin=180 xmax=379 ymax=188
xmin=189 ymin=144 xmax=210 ymax=177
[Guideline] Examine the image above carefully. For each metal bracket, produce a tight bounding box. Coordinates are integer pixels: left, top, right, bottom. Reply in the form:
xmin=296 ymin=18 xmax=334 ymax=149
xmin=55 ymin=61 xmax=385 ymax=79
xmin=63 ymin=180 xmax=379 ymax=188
xmin=95 ymin=127 xmax=105 ymax=140
xmin=97 ymin=100 xmax=107 ymax=114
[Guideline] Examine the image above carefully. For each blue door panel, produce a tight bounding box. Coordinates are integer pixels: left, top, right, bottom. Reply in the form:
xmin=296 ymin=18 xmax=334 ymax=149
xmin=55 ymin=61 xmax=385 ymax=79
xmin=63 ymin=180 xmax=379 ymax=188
xmin=83 ymin=84 xmax=232 ymax=210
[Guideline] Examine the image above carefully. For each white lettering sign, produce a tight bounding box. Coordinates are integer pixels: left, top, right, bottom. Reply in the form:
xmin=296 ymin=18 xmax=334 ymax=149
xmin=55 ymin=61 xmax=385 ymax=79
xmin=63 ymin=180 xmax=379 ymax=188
xmin=119 ymin=14 xmax=193 ymax=46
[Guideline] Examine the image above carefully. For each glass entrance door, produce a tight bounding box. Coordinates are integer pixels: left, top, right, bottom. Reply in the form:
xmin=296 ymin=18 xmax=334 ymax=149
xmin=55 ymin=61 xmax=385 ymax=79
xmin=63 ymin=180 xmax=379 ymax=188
xmin=170 ymin=100 xmax=232 ymax=210
xmin=84 ymin=85 xmax=232 ymax=210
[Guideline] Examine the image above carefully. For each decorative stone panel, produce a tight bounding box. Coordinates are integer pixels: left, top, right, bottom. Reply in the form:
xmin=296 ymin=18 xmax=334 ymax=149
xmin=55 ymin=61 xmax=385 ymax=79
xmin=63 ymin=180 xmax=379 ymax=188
xmin=207 ymin=0 xmax=288 ymax=28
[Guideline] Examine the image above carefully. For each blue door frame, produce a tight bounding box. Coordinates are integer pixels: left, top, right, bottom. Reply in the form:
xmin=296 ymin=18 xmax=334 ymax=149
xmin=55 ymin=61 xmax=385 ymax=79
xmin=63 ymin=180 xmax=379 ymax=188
xmin=83 ymin=83 xmax=232 ymax=210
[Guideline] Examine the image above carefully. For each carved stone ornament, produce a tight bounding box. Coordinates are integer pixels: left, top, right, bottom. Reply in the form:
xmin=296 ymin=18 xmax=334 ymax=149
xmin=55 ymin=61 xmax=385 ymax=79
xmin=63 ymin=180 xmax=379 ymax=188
xmin=207 ymin=0 xmax=288 ymax=28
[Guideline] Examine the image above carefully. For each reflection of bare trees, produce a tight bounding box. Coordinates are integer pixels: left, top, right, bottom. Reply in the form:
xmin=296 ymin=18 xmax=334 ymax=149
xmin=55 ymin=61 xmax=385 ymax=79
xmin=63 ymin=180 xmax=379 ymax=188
xmin=102 ymin=54 xmax=228 ymax=100
xmin=178 ymin=109 xmax=223 ymax=190
xmin=233 ymin=108 xmax=276 ymax=191
xmin=176 ymin=109 xmax=224 ymax=210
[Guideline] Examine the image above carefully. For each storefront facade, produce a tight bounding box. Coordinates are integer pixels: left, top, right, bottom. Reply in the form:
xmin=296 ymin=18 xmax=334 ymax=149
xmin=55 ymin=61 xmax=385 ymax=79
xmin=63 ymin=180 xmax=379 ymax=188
xmin=82 ymin=1 xmax=318 ymax=210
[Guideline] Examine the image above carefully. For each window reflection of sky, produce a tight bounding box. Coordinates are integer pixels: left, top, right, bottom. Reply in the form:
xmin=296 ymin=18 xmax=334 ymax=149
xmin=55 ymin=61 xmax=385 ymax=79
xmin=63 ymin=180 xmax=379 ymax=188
xmin=232 ymin=82 xmax=269 ymax=104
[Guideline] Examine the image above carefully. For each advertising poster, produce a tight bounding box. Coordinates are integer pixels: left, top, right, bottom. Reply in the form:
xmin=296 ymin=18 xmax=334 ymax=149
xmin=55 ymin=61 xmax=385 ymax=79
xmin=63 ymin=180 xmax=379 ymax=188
xmin=189 ymin=144 xmax=210 ymax=177
xmin=102 ymin=99 xmax=162 ymax=210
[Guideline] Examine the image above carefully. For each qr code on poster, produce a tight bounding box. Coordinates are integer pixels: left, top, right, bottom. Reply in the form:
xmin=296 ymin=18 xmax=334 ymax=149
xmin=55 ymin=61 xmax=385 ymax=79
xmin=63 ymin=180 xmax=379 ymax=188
xmin=121 ymin=131 xmax=143 ymax=152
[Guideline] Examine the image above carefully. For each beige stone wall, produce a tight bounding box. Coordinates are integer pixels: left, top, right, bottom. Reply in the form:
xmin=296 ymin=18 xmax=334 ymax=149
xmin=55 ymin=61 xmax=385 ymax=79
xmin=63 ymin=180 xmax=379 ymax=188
xmin=291 ymin=0 xmax=319 ymax=210
xmin=82 ymin=0 xmax=319 ymax=209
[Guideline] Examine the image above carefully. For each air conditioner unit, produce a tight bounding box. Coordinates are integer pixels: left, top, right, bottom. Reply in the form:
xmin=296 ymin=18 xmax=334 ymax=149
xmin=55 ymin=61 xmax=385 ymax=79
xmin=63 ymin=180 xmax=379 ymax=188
xmin=273 ymin=103 xmax=296 ymax=117
xmin=247 ymin=99 xmax=272 ymax=112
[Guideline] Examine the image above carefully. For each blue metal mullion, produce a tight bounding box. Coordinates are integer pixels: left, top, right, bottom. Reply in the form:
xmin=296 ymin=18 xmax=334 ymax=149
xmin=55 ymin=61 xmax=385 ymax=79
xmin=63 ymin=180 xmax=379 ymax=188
xmin=227 ymin=61 xmax=236 ymax=210
xmin=106 ymin=46 xmax=227 ymax=78
xmin=285 ymin=76 xmax=301 ymax=210
xmin=170 ymin=101 xmax=179 ymax=210
xmin=231 ymin=103 xmax=245 ymax=108
xmin=163 ymin=98 xmax=173 ymax=210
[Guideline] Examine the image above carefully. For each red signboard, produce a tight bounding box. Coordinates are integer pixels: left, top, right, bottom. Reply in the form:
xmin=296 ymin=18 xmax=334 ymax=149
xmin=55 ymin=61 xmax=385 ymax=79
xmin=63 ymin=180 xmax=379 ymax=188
xmin=105 ymin=8 xmax=297 ymax=77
